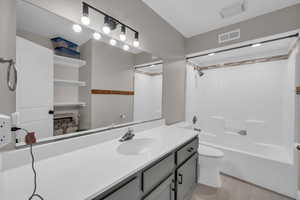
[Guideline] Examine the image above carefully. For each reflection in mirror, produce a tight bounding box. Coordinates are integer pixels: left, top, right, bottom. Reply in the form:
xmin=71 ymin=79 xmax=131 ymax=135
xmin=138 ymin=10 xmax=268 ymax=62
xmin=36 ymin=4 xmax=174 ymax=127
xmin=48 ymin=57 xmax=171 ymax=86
xmin=134 ymin=63 xmax=163 ymax=121
xmin=14 ymin=0 xmax=162 ymax=145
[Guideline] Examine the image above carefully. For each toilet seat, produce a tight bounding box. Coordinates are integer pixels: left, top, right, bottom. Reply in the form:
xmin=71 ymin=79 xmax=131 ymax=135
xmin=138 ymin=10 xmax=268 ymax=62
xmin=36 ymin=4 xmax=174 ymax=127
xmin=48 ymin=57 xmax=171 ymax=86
xmin=198 ymin=145 xmax=224 ymax=158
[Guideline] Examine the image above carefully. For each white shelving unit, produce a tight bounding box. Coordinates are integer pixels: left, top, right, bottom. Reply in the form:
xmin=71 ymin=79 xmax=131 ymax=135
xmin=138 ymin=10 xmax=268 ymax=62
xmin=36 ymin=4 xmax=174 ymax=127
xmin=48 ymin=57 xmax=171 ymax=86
xmin=54 ymin=79 xmax=86 ymax=87
xmin=53 ymin=55 xmax=87 ymax=111
xmin=54 ymin=55 xmax=86 ymax=68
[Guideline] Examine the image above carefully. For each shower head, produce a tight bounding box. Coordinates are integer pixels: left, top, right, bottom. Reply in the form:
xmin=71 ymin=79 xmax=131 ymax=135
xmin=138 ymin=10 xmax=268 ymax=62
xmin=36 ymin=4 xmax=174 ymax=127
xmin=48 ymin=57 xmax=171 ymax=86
xmin=197 ymin=69 xmax=204 ymax=77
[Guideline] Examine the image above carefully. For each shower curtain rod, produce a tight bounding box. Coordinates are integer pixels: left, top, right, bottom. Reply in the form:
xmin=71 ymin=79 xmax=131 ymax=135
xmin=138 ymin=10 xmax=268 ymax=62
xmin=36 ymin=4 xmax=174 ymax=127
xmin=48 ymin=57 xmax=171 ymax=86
xmin=191 ymin=54 xmax=289 ymax=71
xmin=186 ymin=33 xmax=299 ymax=60
xmin=134 ymin=62 xmax=163 ymax=69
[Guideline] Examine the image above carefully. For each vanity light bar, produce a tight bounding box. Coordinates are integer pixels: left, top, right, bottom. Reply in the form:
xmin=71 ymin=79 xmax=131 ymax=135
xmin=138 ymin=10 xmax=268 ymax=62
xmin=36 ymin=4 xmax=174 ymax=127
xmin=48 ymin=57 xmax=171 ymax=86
xmin=186 ymin=33 xmax=299 ymax=60
xmin=82 ymin=2 xmax=139 ymax=46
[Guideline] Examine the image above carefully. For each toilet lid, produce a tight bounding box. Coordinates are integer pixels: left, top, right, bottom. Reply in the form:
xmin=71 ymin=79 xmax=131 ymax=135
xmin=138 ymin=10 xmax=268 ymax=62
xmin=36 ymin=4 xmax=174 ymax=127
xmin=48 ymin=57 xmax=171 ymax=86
xmin=198 ymin=145 xmax=224 ymax=158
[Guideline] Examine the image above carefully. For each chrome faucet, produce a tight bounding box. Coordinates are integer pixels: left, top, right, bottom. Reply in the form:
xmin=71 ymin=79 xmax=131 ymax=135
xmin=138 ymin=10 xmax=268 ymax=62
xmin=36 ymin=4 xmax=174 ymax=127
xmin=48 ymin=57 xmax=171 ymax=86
xmin=119 ymin=128 xmax=135 ymax=142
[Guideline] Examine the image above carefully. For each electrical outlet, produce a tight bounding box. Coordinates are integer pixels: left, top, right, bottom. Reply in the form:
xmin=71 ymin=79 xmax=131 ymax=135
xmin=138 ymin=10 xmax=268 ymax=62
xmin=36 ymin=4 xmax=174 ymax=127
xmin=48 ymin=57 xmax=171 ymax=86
xmin=0 ymin=114 xmax=11 ymax=148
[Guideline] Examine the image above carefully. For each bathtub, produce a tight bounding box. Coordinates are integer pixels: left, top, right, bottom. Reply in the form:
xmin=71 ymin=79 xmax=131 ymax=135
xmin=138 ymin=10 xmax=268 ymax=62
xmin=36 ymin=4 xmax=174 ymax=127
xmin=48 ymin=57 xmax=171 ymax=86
xmin=175 ymin=122 xmax=297 ymax=198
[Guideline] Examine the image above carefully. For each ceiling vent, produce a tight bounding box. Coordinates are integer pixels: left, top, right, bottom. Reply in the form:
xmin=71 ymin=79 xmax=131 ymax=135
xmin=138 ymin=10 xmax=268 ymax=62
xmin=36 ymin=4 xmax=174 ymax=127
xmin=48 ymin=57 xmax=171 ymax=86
xmin=218 ymin=29 xmax=240 ymax=44
xmin=220 ymin=1 xmax=246 ymax=19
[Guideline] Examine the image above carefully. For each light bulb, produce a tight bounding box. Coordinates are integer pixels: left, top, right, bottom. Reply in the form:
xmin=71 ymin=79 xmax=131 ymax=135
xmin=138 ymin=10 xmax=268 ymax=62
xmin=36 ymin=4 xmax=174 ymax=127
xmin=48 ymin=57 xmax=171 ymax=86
xmin=72 ymin=24 xmax=82 ymax=33
xmin=120 ymin=25 xmax=126 ymax=41
xmin=133 ymin=32 xmax=139 ymax=47
xmin=123 ymin=44 xmax=130 ymax=51
xmin=133 ymin=40 xmax=139 ymax=47
xmin=110 ymin=39 xmax=117 ymax=46
xmin=81 ymin=16 xmax=90 ymax=25
xmin=120 ymin=33 xmax=126 ymax=41
xmin=93 ymin=32 xmax=102 ymax=40
xmin=252 ymin=43 xmax=262 ymax=47
xmin=103 ymin=25 xmax=111 ymax=34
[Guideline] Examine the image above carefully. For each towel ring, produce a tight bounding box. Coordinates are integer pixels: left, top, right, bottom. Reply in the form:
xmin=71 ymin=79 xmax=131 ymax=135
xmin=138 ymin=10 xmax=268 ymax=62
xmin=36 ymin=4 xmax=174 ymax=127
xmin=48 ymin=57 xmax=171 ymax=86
xmin=0 ymin=58 xmax=17 ymax=91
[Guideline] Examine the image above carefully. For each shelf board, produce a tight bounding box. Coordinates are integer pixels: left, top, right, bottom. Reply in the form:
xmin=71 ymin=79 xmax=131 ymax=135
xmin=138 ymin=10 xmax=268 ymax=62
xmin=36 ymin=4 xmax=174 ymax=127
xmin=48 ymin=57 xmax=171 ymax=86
xmin=54 ymin=102 xmax=86 ymax=107
xmin=54 ymin=55 xmax=86 ymax=68
xmin=54 ymin=79 xmax=86 ymax=87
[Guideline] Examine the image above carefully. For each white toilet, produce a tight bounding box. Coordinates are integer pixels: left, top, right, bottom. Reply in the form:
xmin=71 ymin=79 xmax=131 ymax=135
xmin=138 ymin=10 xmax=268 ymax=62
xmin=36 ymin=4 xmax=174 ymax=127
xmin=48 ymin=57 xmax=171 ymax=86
xmin=198 ymin=145 xmax=224 ymax=188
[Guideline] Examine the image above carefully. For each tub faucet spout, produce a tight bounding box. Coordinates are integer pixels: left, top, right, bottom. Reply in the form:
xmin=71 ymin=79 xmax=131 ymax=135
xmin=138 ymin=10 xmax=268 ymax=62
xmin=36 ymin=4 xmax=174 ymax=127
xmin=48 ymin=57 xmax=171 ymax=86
xmin=238 ymin=130 xmax=247 ymax=136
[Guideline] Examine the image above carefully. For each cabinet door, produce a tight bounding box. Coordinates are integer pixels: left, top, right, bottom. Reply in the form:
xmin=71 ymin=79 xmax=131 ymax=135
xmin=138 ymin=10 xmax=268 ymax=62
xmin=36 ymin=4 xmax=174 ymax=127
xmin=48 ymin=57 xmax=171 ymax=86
xmin=16 ymin=36 xmax=54 ymax=141
xmin=176 ymin=154 xmax=197 ymax=200
xmin=144 ymin=175 xmax=175 ymax=200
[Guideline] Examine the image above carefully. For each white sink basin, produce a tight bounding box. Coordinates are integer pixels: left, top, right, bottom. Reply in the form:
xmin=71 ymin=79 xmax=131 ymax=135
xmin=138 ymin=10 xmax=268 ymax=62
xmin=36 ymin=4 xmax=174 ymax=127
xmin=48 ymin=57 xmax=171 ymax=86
xmin=117 ymin=138 xmax=157 ymax=155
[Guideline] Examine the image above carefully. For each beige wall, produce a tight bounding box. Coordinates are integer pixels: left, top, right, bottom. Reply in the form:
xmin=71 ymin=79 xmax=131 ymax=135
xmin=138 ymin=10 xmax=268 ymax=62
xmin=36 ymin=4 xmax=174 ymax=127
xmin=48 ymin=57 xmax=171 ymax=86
xmin=79 ymin=40 xmax=135 ymax=129
xmin=163 ymin=59 xmax=186 ymax=124
xmin=17 ymin=30 xmax=52 ymax=50
xmin=0 ymin=0 xmax=16 ymax=115
xmin=185 ymin=4 xmax=300 ymax=55
xmin=134 ymin=52 xmax=161 ymax=66
xmin=91 ymin=41 xmax=134 ymax=128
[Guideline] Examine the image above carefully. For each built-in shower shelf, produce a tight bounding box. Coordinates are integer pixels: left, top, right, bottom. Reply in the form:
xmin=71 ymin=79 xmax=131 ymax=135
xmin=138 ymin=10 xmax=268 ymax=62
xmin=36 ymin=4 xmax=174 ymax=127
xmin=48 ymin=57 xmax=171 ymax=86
xmin=54 ymin=55 xmax=86 ymax=68
xmin=54 ymin=102 xmax=86 ymax=107
xmin=54 ymin=79 xmax=86 ymax=87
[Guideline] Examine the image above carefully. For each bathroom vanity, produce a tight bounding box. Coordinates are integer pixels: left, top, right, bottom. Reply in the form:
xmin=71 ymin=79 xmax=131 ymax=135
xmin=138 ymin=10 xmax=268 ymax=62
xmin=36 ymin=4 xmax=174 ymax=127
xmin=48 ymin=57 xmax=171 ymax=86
xmin=91 ymin=136 xmax=198 ymax=200
xmin=1 ymin=125 xmax=198 ymax=200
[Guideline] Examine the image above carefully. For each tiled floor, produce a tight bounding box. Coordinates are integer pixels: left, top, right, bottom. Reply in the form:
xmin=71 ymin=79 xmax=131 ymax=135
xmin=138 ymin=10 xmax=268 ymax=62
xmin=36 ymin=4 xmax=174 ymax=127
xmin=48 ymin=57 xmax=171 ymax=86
xmin=191 ymin=175 xmax=294 ymax=200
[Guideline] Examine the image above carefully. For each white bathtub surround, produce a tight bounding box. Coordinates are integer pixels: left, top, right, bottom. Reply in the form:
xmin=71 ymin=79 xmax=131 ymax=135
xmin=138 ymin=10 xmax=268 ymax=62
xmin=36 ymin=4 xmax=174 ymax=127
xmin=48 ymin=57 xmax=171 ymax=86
xmin=0 ymin=125 xmax=197 ymax=200
xmin=134 ymin=71 xmax=163 ymax=121
xmin=184 ymin=40 xmax=298 ymax=198
xmin=176 ymin=122 xmax=297 ymax=197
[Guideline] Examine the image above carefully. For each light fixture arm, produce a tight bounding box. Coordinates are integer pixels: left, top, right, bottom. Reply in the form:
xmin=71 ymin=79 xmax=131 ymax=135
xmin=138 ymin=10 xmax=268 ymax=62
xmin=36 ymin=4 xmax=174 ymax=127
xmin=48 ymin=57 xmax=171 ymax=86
xmin=82 ymin=2 xmax=139 ymax=36
xmin=82 ymin=2 xmax=89 ymax=16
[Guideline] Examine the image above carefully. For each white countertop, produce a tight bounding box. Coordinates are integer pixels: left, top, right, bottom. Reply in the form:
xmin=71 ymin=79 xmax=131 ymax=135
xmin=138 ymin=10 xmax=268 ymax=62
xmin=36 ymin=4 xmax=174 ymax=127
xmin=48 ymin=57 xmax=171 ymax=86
xmin=1 ymin=125 xmax=197 ymax=200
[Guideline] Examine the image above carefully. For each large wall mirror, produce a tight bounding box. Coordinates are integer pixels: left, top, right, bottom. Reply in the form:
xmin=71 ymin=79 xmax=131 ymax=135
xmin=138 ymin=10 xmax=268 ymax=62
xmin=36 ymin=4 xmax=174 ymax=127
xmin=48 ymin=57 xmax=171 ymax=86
xmin=13 ymin=0 xmax=163 ymax=145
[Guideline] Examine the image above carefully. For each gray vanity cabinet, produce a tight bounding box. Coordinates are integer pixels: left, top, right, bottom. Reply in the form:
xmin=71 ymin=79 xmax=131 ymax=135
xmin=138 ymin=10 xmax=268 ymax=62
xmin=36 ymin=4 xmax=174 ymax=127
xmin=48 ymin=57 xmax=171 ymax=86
xmin=143 ymin=175 xmax=175 ymax=200
xmin=92 ymin=137 xmax=198 ymax=200
xmin=176 ymin=153 xmax=198 ymax=200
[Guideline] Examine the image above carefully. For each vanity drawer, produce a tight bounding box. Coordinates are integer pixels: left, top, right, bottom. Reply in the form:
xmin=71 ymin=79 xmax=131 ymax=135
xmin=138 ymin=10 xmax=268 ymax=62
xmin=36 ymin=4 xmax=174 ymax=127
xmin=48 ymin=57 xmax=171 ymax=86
xmin=95 ymin=177 xmax=139 ymax=200
xmin=142 ymin=154 xmax=175 ymax=192
xmin=176 ymin=138 xmax=198 ymax=166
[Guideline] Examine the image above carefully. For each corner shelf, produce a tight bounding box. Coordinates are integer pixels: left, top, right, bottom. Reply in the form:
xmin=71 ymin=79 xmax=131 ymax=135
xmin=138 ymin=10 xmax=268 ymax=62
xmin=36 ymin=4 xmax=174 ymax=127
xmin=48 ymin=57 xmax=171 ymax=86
xmin=54 ymin=102 xmax=86 ymax=107
xmin=54 ymin=55 xmax=86 ymax=68
xmin=54 ymin=79 xmax=86 ymax=87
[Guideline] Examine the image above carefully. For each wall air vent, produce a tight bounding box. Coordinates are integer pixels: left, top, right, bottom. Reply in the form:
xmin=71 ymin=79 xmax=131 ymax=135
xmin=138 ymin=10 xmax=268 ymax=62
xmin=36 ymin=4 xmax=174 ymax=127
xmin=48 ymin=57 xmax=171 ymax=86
xmin=218 ymin=29 xmax=240 ymax=44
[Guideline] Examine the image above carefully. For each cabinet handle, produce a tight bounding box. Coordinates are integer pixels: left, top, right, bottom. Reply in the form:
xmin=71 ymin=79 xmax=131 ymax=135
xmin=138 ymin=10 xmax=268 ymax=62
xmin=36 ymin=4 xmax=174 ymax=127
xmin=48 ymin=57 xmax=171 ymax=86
xmin=178 ymin=173 xmax=183 ymax=184
xmin=187 ymin=147 xmax=194 ymax=152
xmin=48 ymin=110 xmax=54 ymax=115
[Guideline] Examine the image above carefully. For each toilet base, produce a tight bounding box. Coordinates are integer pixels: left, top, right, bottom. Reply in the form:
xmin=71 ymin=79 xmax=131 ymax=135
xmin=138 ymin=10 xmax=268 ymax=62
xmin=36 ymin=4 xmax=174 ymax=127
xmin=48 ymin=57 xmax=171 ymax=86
xmin=198 ymin=155 xmax=223 ymax=188
xmin=198 ymin=170 xmax=222 ymax=188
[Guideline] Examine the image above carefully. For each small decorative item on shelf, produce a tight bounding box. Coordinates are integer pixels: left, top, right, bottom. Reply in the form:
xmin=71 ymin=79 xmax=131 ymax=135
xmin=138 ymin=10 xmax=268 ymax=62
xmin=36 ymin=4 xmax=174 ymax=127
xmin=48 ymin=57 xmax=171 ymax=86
xmin=54 ymin=113 xmax=79 ymax=135
xmin=51 ymin=37 xmax=80 ymax=59
xmin=51 ymin=37 xmax=78 ymax=51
